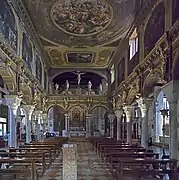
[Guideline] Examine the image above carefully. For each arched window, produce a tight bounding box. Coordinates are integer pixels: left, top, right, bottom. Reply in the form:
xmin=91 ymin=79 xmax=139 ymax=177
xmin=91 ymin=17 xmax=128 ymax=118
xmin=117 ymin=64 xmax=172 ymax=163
xmin=129 ymin=28 xmax=138 ymax=60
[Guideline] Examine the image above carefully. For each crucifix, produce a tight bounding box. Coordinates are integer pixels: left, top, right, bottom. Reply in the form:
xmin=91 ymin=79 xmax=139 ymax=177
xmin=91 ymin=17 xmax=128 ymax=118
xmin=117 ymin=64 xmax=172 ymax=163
xmin=73 ymin=71 xmax=85 ymax=87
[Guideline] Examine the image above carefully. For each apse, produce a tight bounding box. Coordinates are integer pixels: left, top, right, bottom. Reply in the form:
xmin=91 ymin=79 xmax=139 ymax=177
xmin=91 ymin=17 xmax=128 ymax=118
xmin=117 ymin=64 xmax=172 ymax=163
xmin=52 ymin=71 xmax=103 ymax=89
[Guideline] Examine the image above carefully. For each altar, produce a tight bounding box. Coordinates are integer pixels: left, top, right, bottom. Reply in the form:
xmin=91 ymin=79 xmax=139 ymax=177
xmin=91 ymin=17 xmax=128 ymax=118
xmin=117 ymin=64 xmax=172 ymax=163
xmin=69 ymin=127 xmax=86 ymax=137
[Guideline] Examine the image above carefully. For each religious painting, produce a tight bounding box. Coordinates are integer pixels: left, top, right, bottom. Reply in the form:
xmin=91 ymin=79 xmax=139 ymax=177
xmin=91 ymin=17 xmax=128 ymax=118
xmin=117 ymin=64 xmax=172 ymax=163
xmin=22 ymin=33 xmax=33 ymax=71
xmin=35 ymin=55 xmax=42 ymax=85
xmin=172 ymin=0 xmax=179 ymax=24
xmin=0 ymin=0 xmax=17 ymax=52
xmin=66 ymin=52 xmax=94 ymax=64
xmin=144 ymin=3 xmax=165 ymax=56
xmin=51 ymin=0 xmax=112 ymax=36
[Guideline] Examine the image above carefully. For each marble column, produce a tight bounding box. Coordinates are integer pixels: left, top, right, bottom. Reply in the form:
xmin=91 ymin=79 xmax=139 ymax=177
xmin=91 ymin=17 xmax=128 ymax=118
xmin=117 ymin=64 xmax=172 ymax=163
xmin=123 ymin=106 xmax=134 ymax=145
xmin=64 ymin=113 xmax=69 ymax=132
xmin=4 ymin=95 xmax=22 ymax=147
xmin=42 ymin=113 xmax=48 ymax=131
xmin=115 ymin=108 xmax=124 ymax=141
xmin=22 ymin=105 xmax=35 ymax=143
xmin=86 ymin=114 xmax=92 ymax=137
xmin=137 ymin=98 xmax=153 ymax=148
xmin=108 ymin=113 xmax=116 ymax=138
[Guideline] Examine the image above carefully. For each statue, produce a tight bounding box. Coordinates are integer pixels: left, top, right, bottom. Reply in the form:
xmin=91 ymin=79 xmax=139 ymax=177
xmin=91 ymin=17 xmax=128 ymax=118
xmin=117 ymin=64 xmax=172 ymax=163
xmin=55 ymin=83 xmax=59 ymax=91
xmin=65 ymin=80 xmax=69 ymax=91
xmin=49 ymin=83 xmax=54 ymax=94
xmin=99 ymin=83 xmax=102 ymax=92
xmin=73 ymin=71 xmax=85 ymax=87
xmin=88 ymin=81 xmax=92 ymax=91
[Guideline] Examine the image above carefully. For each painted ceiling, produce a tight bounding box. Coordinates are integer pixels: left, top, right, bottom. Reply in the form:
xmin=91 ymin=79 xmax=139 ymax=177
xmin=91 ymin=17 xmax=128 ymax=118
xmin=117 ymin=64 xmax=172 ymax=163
xmin=23 ymin=0 xmax=138 ymax=68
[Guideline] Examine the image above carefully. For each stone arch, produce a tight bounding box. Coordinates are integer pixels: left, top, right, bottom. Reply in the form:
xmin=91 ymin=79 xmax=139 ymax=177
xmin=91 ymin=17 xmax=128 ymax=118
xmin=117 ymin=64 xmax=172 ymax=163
xmin=67 ymin=103 xmax=88 ymax=112
xmin=50 ymin=70 xmax=107 ymax=84
xmin=90 ymin=105 xmax=108 ymax=136
xmin=90 ymin=104 xmax=108 ymax=112
xmin=47 ymin=104 xmax=65 ymax=113
xmin=142 ymin=70 xmax=161 ymax=97
xmin=47 ymin=104 xmax=65 ymax=135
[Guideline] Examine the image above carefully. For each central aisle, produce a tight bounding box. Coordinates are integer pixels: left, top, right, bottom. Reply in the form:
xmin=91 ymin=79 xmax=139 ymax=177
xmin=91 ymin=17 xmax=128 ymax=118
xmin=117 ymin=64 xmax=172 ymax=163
xmin=74 ymin=137 xmax=113 ymax=180
xmin=41 ymin=137 xmax=113 ymax=180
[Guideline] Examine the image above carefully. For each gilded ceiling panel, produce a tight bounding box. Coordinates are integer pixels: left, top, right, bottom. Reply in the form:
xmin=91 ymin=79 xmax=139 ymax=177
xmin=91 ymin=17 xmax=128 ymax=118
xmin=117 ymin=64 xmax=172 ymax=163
xmin=23 ymin=0 xmax=137 ymax=47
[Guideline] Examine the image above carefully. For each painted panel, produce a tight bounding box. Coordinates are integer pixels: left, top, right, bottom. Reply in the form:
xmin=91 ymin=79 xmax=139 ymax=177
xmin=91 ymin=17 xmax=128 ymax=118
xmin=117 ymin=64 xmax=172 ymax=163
xmin=66 ymin=52 xmax=94 ymax=63
xmin=0 ymin=0 xmax=17 ymax=52
xmin=22 ymin=33 xmax=33 ymax=71
xmin=172 ymin=0 xmax=179 ymax=24
xmin=144 ymin=3 xmax=165 ymax=56
xmin=36 ymin=55 xmax=42 ymax=84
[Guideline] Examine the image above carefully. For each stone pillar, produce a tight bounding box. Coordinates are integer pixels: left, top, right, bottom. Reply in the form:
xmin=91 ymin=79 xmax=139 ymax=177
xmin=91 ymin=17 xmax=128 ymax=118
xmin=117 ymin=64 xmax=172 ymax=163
xmin=4 ymin=95 xmax=22 ymax=147
xmin=86 ymin=114 xmax=91 ymax=137
xmin=42 ymin=113 xmax=48 ymax=131
xmin=123 ymin=106 xmax=133 ymax=145
xmin=115 ymin=109 xmax=124 ymax=141
xmin=108 ymin=113 xmax=115 ymax=138
xmin=64 ymin=113 xmax=69 ymax=132
xmin=22 ymin=105 xmax=35 ymax=143
xmin=162 ymin=81 xmax=179 ymax=160
xmin=137 ymin=98 xmax=153 ymax=148
xmin=62 ymin=144 xmax=77 ymax=180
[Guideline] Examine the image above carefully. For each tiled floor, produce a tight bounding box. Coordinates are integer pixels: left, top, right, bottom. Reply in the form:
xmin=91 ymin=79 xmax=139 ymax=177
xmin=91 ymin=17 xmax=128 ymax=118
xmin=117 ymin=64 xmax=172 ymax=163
xmin=40 ymin=137 xmax=113 ymax=180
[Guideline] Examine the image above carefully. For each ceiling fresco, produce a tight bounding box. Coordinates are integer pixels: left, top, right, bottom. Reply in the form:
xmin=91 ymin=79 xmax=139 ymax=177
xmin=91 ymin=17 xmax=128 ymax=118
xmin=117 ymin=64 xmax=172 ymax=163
xmin=45 ymin=46 xmax=114 ymax=68
xmin=23 ymin=0 xmax=137 ymax=68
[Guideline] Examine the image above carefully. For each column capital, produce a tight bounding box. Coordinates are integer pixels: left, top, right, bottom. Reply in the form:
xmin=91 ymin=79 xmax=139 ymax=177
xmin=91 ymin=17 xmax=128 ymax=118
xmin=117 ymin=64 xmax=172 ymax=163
xmin=42 ymin=113 xmax=48 ymax=120
xmin=136 ymin=98 xmax=153 ymax=117
xmin=4 ymin=95 xmax=22 ymax=114
xmin=22 ymin=105 xmax=35 ymax=116
xmin=108 ymin=113 xmax=116 ymax=121
xmin=34 ymin=110 xmax=43 ymax=117
xmin=115 ymin=108 xmax=124 ymax=119
xmin=64 ymin=113 xmax=70 ymax=118
xmin=123 ymin=106 xmax=134 ymax=122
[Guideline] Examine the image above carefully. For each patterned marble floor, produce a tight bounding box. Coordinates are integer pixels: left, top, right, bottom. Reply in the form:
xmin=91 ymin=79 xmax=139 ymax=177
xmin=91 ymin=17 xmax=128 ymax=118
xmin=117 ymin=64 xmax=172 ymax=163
xmin=40 ymin=137 xmax=113 ymax=180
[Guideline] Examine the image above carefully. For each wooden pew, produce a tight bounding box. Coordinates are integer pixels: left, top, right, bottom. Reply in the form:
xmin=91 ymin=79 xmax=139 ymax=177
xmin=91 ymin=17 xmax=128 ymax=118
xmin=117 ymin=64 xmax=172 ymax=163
xmin=19 ymin=144 xmax=57 ymax=157
xmin=0 ymin=151 xmax=48 ymax=175
xmin=115 ymin=158 xmax=177 ymax=180
xmin=105 ymin=151 xmax=159 ymax=163
xmin=9 ymin=148 xmax=53 ymax=164
xmin=0 ymin=158 xmax=38 ymax=180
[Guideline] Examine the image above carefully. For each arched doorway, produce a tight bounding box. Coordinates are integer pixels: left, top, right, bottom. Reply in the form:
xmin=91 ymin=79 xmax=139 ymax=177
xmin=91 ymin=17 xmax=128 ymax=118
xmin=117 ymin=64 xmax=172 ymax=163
xmin=47 ymin=105 xmax=65 ymax=135
xmin=156 ymin=91 xmax=169 ymax=143
xmin=91 ymin=106 xmax=108 ymax=136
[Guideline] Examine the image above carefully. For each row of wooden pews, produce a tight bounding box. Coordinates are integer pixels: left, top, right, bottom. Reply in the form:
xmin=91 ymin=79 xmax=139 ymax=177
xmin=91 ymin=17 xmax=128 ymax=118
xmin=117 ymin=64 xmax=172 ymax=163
xmin=0 ymin=137 xmax=68 ymax=180
xmin=89 ymin=137 xmax=177 ymax=180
